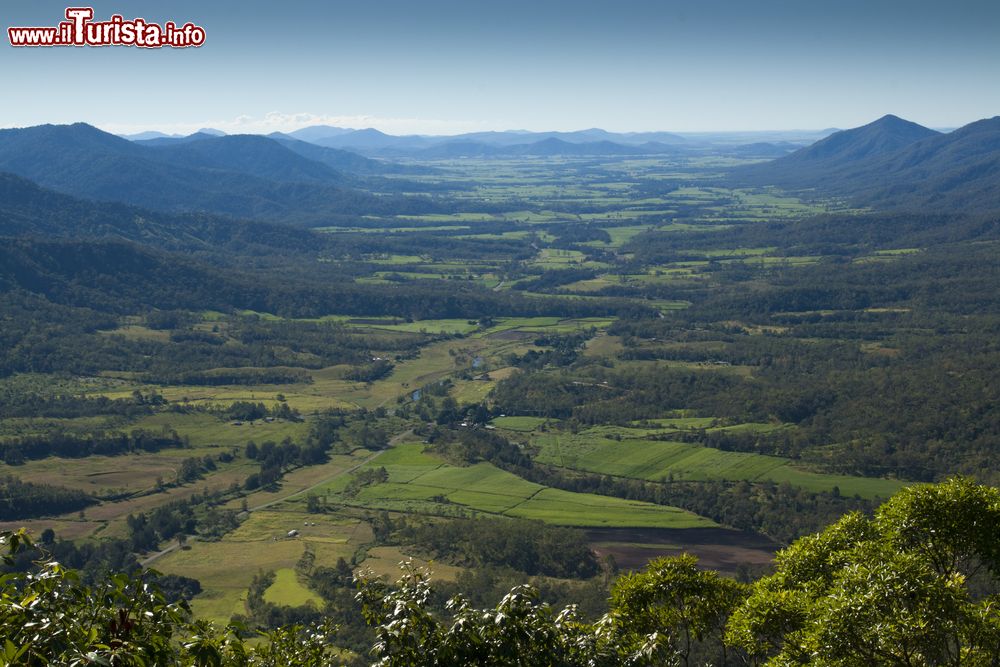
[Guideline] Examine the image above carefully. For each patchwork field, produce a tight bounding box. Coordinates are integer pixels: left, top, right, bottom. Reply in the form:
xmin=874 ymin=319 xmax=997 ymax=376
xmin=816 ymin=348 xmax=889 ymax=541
xmin=156 ymin=510 xmax=369 ymax=624
xmin=301 ymin=444 xmax=716 ymax=529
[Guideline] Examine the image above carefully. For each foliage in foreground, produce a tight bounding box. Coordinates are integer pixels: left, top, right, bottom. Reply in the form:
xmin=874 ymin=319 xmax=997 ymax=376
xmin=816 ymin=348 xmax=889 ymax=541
xmin=3 ymin=478 xmax=1000 ymax=665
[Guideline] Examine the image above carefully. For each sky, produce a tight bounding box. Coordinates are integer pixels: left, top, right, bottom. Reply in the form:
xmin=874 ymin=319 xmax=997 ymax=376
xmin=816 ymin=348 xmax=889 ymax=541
xmin=1 ymin=0 xmax=998 ymax=135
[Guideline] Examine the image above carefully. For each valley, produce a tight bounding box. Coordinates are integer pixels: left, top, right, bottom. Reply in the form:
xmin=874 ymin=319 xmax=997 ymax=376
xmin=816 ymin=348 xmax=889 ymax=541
xmin=2 ymin=116 xmax=1000 ymax=662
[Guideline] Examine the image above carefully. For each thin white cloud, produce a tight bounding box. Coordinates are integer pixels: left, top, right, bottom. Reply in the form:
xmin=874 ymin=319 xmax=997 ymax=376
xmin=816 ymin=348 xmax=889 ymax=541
xmin=100 ymin=112 xmax=498 ymax=137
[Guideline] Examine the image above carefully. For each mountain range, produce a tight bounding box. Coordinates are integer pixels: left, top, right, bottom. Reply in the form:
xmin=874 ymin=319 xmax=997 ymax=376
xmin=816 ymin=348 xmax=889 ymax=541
xmin=0 ymin=124 xmax=440 ymax=223
xmin=2 ymin=114 xmax=999 ymax=232
xmin=118 ymin=125 xmax=820 ymax=159
xmin=285 ymin=126 xmax=690 ymax=152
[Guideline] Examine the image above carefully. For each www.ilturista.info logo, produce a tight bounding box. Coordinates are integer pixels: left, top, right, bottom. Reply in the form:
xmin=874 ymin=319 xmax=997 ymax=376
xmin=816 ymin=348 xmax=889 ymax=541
xmin=8 ymin=7 xmax=206 ymax=48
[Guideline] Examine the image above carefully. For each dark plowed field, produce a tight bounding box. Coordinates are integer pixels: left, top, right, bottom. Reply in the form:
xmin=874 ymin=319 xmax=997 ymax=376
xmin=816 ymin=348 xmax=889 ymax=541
xmin=587 ymin=527 xmax=778 ymax=575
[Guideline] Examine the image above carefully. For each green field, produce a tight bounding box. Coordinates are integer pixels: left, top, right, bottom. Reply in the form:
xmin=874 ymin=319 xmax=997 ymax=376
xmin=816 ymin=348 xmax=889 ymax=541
xmin=306 ymin=444 xmax=716 ymax=528
xmin=490 ymin=416 xmax=555 ymax=431
xmin=157 ymin=511 xmax=367 ymax=624
xmin=531 ymin=430 xmax=905 ymax=499
xmin=132 ymin=412 xmax=309 ymax=447
xmin=263 ymin=568 xmax=323 ymax=607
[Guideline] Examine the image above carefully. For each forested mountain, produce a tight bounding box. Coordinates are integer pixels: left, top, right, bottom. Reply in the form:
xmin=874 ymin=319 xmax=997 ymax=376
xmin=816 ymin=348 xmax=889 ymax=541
xmin=0 ymin=176 xmax=627 ymax=329
xmin=268 ymin=135 xmax=430 ymax=175
xmin=0 ymin=124 xmax=440 ymax=222
xmin=133 ymin=131 xmax=221 ymax=146
xmin=309 ymin=127 xmax=423 ymax=151
xmin=0 ymin=172 xmax=321 ymax=253
xmin=142 ymin=134 xmax=348 ymax=183
xmin=859 ymin=116 xmax=1000 ymax=210
xmin=738 ymin=114 xmax=1000 ymax=211
xmin=781 ymin=114 xmax=938 ymax=164
xmin=0 ymin=236 xmax=627 ymax=326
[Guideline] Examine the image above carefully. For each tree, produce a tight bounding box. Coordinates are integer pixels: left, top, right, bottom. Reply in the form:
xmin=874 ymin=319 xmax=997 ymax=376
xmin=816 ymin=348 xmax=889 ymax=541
xmin=355 ymin=562 xmax=616 ymax=667
xmin=306 ymin=493 xmax=323 ymax=514
xmin=0 ymin=530 xmax=343 ymax=666
xmin=726 ymin=478 xmax=1000 ymax=665
xmin=609 ymin=555 xmax=747 ymax=666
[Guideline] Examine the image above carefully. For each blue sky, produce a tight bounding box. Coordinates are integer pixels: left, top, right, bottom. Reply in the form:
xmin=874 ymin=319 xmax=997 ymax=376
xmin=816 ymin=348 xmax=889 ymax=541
xmin=2 ymin=0 xmax=998 ymax=134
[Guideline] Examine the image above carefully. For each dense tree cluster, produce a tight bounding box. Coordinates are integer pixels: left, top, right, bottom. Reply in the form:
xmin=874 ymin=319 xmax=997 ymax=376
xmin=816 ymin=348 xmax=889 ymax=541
xmin=0 ymin=428 xmax=185 ymax=465
xmin=400 ymin=517 xmax=599 ymax=579
xmin=0 ymin=476 xmax=94 ymax=521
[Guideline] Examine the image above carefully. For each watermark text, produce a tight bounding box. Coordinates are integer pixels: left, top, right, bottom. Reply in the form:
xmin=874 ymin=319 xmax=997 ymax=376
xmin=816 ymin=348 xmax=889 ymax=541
xmin=8 ymin=7 xmax=206 ymax=48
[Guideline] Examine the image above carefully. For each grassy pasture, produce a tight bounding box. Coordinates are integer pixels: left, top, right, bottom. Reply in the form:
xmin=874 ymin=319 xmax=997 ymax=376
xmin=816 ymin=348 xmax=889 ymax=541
xmin=506 ymin=488 xmax=713 ymax=528
xmin=159 ymin=538 xmax=305 ymax=623
xmin=582 ymin=335 xmax=624 ymax=358
xmin=263 ymin=568 xmax=323 ymax=607
xmin=7 ymin=448 xmax=255 ymax=496
xmin=557 ymin=276 xmax=620 ymax=292
xmin=356 ymin=545 xmax=463 ymax=582
xmin=638 ymin=417 xmax=718 ymax=429
xmin=223 ymin=450 xmax=378 ymax=512
xmin=2 ymin=447 xmax=372 ymax=542
xmin=157 ymin=511 xmax=367 ymax=624
xmin=490 ymin=416 xmax=554 ymax=431
xmin=96 ymin=325 xmax=171 ymax=342
xmin=92 ymin=383 xmax=356 ymax=414
xmin=132 ymin=412 xmax=309 ymax=448
xmin=450 ymin=366 xmax=517 ymax=404
xmin=0 ymin=416 xmax=121 ymax=440
xmin=0 ymin=372 xmax=133 ymax=399
xmin=0 ymin=518 xmax=98 ymax=542
xmin=353 ymin=318 xmax=480 ymax=335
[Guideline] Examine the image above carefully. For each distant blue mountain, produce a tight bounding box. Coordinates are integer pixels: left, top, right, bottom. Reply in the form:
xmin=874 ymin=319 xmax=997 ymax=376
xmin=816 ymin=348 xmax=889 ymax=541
xmin=780 ymin=115 xmax=940 ymax=165
xmin=120 ymin=130 xmax=182 ymax=141
xmin=286 ymin=125 xmax=356 ymax=141
xmin=289 ymin=126 xmax=690 ymax=155
xmin=0 ymin=123 xmax=429 ymax=222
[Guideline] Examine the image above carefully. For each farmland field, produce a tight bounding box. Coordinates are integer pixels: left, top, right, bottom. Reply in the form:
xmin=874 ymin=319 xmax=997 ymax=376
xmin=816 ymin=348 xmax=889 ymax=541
xmin=302 ymin=444 xmax=717 ymax=529
xmin=263 ymin=568 xmax=324 ymax=607
xmin=529 ymin=431 xmax=904 ymax=499
xmin=157 ymin=510 xmax=368 ymax=624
